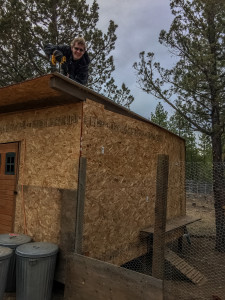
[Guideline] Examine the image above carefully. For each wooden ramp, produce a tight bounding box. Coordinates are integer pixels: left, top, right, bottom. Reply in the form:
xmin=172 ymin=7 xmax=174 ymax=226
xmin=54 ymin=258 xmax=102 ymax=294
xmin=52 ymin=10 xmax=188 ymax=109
xmin=165 ymin=249 xmax=207 ymax=285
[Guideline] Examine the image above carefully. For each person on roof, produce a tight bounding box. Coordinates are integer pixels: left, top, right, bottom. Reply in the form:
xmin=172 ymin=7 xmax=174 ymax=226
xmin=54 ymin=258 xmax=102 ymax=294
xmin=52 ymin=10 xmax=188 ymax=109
xmin=44 ymin=37 xmax=90 ymax=85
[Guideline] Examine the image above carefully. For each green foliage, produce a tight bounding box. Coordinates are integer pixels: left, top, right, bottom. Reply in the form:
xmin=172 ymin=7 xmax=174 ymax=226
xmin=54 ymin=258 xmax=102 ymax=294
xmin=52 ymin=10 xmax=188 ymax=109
xmin=198 ymin=133 xmax=212 ymax=163
xmin=150 ymin=102 xmax=169 ymax=129
xmin=103 ymin=79 xmax=134 ymax=108
xmin=168 ymin=110 xmax=199 ymax=162
xmin=150 ymin=102 xmax=201 ymax=162
xmin=185 ymin=134 xmax=213 ymax=184
xmin=0 ymin=0 xmax=134 ymax=107
xmin=133 ymin=0 xmax=225 ymax=148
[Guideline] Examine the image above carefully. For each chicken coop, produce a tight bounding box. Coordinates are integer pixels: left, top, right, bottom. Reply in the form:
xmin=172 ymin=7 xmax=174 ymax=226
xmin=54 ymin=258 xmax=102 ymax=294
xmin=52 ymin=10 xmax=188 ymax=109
xmin=0 ymin=73 xmax=188 ymax=283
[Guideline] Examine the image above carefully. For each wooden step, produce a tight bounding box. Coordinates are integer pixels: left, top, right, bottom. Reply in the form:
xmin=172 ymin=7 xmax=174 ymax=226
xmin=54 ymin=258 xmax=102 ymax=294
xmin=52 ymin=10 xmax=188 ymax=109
xmin=165 ymin=249 xmax=207 ymax=285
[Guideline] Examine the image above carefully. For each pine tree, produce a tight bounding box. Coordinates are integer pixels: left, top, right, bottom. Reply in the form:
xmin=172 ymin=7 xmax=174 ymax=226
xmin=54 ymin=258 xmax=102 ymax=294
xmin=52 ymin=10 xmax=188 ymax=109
xmin=0 ymin=0 xmax=134 ymax=108
xmin=150 ymin=103 xmax=200 ymax=162
xmin=150 ymin=102 xmax=169 ymax=129
xmin=169 ymin=111 xmax=198 ymax=162
xmin=198 ymin=133 xmax=212 ymax=163
xmin=196 ymin=133 xmax=213 ymax=183
xmin=133 ymin=0 xmax=225 ymax=251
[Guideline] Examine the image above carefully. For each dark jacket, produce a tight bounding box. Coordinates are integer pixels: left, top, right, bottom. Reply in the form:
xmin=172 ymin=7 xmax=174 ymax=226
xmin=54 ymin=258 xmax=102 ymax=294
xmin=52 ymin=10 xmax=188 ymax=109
xmin=44 ymin=44 xmax=90 ymax=85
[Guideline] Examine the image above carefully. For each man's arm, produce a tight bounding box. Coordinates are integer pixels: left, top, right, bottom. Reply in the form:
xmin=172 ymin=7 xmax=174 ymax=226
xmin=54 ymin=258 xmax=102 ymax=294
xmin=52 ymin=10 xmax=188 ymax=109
xmin=43 ymin=44 xmax=70 ymax=57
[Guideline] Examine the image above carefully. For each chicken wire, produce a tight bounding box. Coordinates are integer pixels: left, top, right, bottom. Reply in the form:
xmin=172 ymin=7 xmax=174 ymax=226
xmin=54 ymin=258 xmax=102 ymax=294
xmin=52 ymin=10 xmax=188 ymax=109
xmin=79 ymin=161 xmax=225 ymax=300
xmin=163 ymin=162 xmax=225 ymax=300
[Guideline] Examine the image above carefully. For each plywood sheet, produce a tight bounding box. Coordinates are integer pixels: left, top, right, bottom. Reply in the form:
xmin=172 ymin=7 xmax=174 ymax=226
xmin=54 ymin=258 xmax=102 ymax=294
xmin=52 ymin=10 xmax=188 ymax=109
xmin=0 ymin=104 xmax=82 ymax=189
xmin=0 ymin=74 xmax=76 ymax=108
xmin=14 ymin=185 xmax=61 ymax=243
xmin=81 ymin=99 xmax=185 ymax=265
xmin=0 ymin=75 xmax=55 ymax=106
xmin=0 ymin=104 xmax=82 ymax=253
xmin=14 ymin=185 xmax=78 ymax=284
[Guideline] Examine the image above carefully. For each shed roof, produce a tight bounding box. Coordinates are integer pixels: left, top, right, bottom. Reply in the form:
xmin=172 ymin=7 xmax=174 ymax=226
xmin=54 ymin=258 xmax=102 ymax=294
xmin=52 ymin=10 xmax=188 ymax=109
xmin=0 ymin=72 xmax=184 ymax=140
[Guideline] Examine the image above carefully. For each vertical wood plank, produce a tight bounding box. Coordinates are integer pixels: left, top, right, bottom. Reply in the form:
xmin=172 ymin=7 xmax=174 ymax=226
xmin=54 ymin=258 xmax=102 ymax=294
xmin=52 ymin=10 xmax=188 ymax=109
xmin=74 ymin=157 xmax=87 ymax=253
xmin=152 ymin=154 xmax=169 ymax=280
xmin=55 ymin=189 xmax=78 ymax=283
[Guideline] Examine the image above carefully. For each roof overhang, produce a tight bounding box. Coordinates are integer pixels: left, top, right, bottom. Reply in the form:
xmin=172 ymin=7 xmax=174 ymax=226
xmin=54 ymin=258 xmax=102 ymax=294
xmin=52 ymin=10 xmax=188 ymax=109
xmin=0 ymin=72 xmax=185 ymax=141
xmin=0 ymin=72 xmax=147 ymax=120
xmin=0 ymin=73 xmax=87 ymax=114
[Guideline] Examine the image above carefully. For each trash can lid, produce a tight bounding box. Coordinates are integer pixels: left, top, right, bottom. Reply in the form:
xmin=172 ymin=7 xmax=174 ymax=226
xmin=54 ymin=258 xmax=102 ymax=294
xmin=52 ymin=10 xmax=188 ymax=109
xmin=0 ymin=233 xmax=32 ymax=249
xmin=15 ymin=242 xmax=58 ymax=258
xmin=0 ymin=245 xmax=13 ymax=260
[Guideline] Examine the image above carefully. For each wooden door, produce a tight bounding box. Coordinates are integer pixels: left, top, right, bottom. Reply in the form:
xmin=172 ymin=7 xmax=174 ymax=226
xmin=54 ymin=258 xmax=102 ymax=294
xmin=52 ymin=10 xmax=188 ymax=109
xmin=0 ymin=142 xmax=19 ymax=233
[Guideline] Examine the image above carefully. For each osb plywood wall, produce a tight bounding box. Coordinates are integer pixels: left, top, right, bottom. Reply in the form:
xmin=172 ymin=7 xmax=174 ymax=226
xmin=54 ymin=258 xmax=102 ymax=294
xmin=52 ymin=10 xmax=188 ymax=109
xmin=0 ymin=104 xmax=81 ymax=243
xmin=81 ymin=99 xmax=185 ymax=265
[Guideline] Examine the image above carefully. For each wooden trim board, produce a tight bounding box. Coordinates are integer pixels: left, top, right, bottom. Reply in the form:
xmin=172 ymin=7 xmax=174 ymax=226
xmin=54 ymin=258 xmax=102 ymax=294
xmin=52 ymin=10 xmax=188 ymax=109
xmin=141 ymin=215 xmax=201 ymax=235
xmin=64 ymin=253 xmax=163 ymax=300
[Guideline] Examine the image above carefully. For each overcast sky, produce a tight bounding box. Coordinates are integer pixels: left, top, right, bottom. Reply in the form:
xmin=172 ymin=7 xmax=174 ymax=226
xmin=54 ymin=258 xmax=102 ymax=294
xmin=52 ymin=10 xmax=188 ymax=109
xmin=86 ymin=0 xmax=174 ymax=119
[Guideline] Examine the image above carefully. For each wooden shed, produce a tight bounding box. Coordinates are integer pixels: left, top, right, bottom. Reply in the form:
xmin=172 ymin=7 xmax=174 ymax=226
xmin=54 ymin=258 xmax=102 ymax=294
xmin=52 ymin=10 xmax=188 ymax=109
xmin=0 ymin=73 xmax=186 ymax=283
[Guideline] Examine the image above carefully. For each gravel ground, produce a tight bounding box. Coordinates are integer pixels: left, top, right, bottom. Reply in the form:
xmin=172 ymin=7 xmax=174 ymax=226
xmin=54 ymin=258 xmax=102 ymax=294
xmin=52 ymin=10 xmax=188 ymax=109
xmin=3 ymin=281 xmax=65 ymax=299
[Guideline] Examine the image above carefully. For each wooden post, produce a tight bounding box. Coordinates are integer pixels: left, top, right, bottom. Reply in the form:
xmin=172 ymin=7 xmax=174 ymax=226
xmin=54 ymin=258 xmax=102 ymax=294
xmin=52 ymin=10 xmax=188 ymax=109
xmin=152 ymin=154 xmax=169 ymax=280
xmin=74 ymin=157 xmax=87 ymax=254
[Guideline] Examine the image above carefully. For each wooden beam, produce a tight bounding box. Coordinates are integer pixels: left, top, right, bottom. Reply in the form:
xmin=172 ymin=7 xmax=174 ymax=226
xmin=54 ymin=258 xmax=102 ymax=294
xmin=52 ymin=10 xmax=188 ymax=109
xmin=50 ymin=76 xmax=86 ymax=101
xmin=55 ymin=189 xmax=78 ymax=283
xmin=141 ymin=215 xmax=201 ymax=234
xmin=74 ymin=157 xmax=87 ymax=254
xmin=152 ymin=154 xmax=169 ymax=280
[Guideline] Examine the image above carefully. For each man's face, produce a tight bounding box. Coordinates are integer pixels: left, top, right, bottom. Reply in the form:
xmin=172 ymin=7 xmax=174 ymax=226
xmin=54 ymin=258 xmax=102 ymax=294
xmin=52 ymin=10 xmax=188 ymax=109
xmin=71 ymin=42 xmax=85 ymax=60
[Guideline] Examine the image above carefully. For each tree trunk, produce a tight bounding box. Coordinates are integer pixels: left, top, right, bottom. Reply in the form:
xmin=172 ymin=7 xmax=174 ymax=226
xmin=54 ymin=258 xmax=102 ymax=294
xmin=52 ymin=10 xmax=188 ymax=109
xmin=211 ymin=131 xmax=225 ymax=251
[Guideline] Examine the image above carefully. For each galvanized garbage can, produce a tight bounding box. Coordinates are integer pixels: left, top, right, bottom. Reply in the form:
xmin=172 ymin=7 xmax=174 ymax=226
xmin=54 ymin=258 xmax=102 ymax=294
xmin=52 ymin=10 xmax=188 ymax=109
xmin=15 ymin=242 xmax=59 ymax=300
xmin=0 ymin=246 xmax=13 ymax=300
xmin=0 ymin=233 xmax=32 ymax=292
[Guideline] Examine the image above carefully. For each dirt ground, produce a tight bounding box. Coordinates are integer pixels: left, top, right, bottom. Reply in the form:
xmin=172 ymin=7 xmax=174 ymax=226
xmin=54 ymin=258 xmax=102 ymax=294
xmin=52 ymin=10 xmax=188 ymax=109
xmin=164 ymin=194 xmax=225 ymax=300
xmin=186 ymin=194 xmax=216 ymax=236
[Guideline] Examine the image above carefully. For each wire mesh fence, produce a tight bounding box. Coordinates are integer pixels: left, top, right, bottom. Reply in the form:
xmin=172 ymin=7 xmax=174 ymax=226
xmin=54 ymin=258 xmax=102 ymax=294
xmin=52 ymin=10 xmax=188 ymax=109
xmin=163 ymin=162 xmax=225 ymax=300
xmin=80 ymin=160 xmax=225 ymax=300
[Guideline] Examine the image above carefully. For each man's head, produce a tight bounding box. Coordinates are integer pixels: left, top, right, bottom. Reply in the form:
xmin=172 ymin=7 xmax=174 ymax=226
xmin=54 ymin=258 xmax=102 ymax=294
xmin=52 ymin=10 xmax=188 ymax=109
xmin=71 ymin=37 xmax=86 ymax=60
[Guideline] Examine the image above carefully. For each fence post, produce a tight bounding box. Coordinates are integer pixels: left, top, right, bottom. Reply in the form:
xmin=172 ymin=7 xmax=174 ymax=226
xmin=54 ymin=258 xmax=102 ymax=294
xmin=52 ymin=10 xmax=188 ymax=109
xmin=152 ymin=154 xmax=169 ymax=280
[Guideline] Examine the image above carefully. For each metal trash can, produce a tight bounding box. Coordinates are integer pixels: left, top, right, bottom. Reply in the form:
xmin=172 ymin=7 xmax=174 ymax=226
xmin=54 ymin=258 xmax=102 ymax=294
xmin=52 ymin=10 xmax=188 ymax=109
xmin=15 ymin=242 xmax=59 ymax=300
xmin=0 ymin=233 xmax=32 ymax=292
xmin=0 ymin=246 xmax=13 ymax=300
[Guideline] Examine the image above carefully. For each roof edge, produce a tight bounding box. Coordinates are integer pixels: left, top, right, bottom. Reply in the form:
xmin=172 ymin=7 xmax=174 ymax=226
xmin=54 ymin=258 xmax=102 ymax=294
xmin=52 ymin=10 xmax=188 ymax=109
xmin=52 ymin=72 xmax=185 ymax=142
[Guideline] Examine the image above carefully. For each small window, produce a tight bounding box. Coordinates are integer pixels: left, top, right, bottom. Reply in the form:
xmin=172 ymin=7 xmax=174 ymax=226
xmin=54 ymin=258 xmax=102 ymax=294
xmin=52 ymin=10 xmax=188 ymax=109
xmin=5 ymin=152 xmax=16 ymax=175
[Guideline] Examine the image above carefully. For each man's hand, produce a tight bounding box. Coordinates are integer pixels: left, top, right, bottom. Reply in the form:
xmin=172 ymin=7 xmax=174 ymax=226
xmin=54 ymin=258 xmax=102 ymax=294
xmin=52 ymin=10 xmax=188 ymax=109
xmin=53 ymin=50 xmax=63 ymax=62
